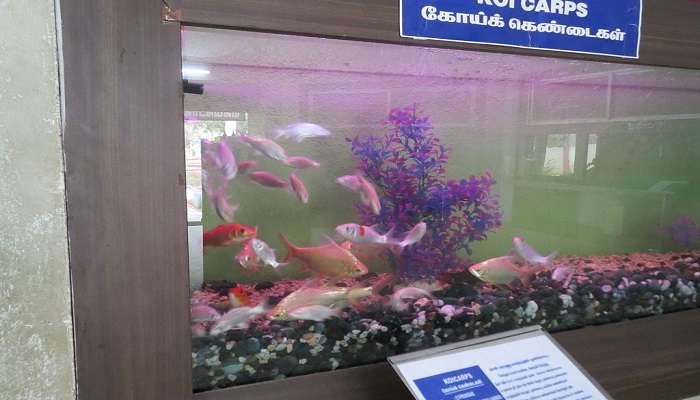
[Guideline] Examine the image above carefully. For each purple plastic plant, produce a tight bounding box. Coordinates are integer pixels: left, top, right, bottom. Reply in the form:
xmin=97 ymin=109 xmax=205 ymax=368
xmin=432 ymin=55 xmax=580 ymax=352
xmin=348 ymin=105 xmax=502 ymax=277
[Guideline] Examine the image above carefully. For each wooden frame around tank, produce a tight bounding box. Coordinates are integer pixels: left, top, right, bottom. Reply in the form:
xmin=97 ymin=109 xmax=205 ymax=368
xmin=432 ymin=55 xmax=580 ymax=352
xmin=59 ymin=1 xmax=700 ymax=400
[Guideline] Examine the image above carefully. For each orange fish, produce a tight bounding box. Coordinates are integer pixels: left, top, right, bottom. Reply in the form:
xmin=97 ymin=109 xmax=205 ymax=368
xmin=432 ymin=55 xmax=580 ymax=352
xmin=203 ymin=223 xmax=256 ymax=247
xmin=228 ymin=287 xmax=251 ymax=307
xmin=280 ymin=235 xmax=368 ymax=278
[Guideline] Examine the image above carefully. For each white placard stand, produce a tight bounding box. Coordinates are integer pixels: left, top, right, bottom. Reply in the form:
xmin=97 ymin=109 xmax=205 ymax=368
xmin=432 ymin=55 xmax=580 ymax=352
xmin=389 ymin=326 xmax=612 ymax=400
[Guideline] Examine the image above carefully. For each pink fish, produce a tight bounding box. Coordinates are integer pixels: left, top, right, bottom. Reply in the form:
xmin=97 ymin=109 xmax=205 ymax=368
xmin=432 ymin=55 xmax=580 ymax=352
xmin=217 ymin=140 xmax=238 ymax=181
xmin=212 ymin=187 xmax=239 ymax=223
xmin=358 ymin=176 xmax=381 ymax=215
xmin=248 ymin=171 xmax=288 ymax=189
xmin=237 ymin=160 xmax=258 ymax=174
xmin=284 ymin=156 xmax=320 ymax=169
xmin=336 ymin=174 xmax=381 ymax=215
xmin=289 ymin=172 xmax=309 ymax=204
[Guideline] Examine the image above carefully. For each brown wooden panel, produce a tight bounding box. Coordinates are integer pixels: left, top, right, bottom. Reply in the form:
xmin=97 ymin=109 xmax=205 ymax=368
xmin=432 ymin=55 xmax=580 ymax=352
xmin=195 ymin=310 xmax=700 ymax=400
xmin=60 ymin=0 xmax=192 ymax=399
xmin=178 ymin=0 xmax=700 ymax=70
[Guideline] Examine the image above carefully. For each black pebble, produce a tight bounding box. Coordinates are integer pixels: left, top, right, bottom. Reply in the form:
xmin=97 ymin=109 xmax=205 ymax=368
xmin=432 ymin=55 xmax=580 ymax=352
xmin=254 ymin=281 xmax=275 ymax=291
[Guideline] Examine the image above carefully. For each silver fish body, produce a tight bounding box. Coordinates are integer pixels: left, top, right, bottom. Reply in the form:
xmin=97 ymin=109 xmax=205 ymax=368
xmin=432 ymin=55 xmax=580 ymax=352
xmin=251 ymin=238 xmax=284 ymax=268
xmin=210 ymin=302 xmax=267 ymax=335
xmin=276 ymin=123 xmax=330 ymax=142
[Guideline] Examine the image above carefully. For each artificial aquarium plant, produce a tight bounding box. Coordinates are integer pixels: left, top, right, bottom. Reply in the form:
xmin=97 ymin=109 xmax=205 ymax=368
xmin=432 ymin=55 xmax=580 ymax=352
xmin=348 ymin=105 xmax=502 ymax=277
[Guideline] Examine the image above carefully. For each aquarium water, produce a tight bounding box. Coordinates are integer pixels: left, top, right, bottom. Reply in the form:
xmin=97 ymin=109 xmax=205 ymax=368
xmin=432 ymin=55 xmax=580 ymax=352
xmin=182 ymin=27 xmax=700 ymax=392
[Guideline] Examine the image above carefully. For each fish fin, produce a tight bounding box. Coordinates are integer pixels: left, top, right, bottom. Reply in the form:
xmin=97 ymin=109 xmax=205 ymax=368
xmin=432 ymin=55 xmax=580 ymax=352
xmin=279 ymin=234 xmax=297 ymax=262
xmin=272 ymin=262 xmax=289 ymax=270
xmin=384 ymin=226 xmax=395 ymax=240
xmin=389 ymin=244 xmax=403 ymax=256
xmin=253 ymin=298 xmax=271 ymax=314
xmin=323 ymin=235 xmax=341 ymax=248
xmin=543 ymin=252 xmax=558 ymax=267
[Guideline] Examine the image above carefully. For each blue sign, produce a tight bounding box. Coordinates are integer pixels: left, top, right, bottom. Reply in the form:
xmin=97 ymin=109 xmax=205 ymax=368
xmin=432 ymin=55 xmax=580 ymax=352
xmin=414 ymin=365 xmax=504 ymax=400
xmin=400 ymin=0 xmax=642 ymax=58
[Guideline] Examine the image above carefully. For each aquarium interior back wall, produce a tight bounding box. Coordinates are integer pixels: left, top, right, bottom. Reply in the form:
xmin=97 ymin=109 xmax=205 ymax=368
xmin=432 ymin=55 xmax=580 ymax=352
xmin=183 ymin=27 xmax=700 ymax=392
xmin=185 ymin=29 xmax=700 ymax=283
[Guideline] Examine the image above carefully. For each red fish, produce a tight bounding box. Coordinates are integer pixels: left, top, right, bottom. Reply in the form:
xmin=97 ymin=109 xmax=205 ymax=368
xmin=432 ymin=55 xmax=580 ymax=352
xmin=248 ymin=171 xmax=288 ymax=189
xmin=289 ymin=172 xmax=309 ymax=204
xmin=203 ymin=223 xmax=257 ymax=247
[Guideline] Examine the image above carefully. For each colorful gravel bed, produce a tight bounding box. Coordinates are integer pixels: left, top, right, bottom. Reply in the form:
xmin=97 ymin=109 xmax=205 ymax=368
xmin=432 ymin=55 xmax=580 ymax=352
xmin=191 ymin=251 xmax=700 ymax=392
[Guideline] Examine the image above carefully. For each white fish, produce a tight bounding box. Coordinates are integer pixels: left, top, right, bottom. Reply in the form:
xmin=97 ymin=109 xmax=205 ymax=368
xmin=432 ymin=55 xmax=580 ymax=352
xmin=287 ymin=305 xmax=342 ymax=321
xmin=336 ymin=223 xmax=393 ymax=245
xmin=289 ymin=172 xmax=309 ymax=204
xmin=396 ymin=222 xmax=427 ymax=250
xmin=190 ymin=305 xmax=220 ymax=323
xmin=276 ymin=123 xmax=331 ymax=142
xmin=284 ymin=156 xmax=321 ymax=169
xmin=217 ymin=140 xmax=238 ymax=181
xmin=210 ymin=301 xmax=268 ymax=335
xmin=237 ymin=160 xmax=258 ymax=174
xmin=239 ymin=135 xmax=288 ymax=163
xmin=212 ymin=187 xmax=239 ymax=223
xmin=388 ymin=287 xmax=433 ymax=312
xmin=235 ymin=240 xmax=263 ymax=271
xmin=512 ymin=237 xmax=557 ymax=266
xmin=251 ymin=238 xmax=286 ymax=269
xmin=336 ymin=222 xmax=425 ymax=255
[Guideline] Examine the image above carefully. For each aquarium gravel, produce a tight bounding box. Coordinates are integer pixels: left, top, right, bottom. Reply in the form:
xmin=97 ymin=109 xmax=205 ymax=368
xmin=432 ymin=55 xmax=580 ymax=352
xmin=191 ymin=251 xmax=700 ymax=392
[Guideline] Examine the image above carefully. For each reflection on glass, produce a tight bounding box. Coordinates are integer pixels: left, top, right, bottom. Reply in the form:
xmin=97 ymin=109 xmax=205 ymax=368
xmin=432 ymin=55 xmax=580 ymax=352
xmin=183 ymin=27 xmax=700 ymax=392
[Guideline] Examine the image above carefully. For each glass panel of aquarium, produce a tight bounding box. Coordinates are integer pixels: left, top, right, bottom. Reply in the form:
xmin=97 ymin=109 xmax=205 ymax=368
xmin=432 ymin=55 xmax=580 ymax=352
xmin=182 ymin=27 xmax=700 ymax=392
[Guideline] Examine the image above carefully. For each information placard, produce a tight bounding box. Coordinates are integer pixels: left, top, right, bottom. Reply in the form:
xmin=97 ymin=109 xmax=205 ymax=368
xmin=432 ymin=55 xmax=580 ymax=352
xmin=389 ymin=326 xmax=610 ymax=400
xmin=400 ymin=0 xmax=642 ymax=58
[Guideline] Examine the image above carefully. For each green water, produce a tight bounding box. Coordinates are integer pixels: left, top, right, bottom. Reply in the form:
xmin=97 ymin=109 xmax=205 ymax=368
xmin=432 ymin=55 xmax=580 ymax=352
xmin=186 ymin=30 xmax=700 ymax=284
xmin=201 ymin=124 xmax=700 ymax=283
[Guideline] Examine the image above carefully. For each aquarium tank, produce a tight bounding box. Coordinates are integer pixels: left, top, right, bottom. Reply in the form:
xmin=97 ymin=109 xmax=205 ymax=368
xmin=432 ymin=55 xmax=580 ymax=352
xmin=182 ymin=27 xmax=700 ymax=392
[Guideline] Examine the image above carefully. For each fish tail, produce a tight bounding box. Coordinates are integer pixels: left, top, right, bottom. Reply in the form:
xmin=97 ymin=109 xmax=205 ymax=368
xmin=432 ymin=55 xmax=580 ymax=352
xmin=370 ymin=273 xmax=396 ymax=295
xmin=347 ymin=286 xmax=373 ymax=307
xmin=253 ymin=298 xmax=271 ymax=314
xmin=543 ymin=252 xmax=558 ymax=267
xmin=388 ymin=242 xmax=404 ymax=256
xmin=279 ymin=234 xmax=297 ymax=263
